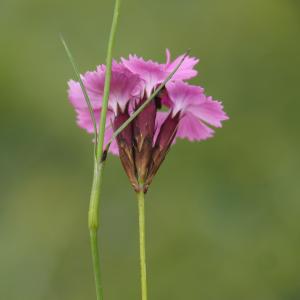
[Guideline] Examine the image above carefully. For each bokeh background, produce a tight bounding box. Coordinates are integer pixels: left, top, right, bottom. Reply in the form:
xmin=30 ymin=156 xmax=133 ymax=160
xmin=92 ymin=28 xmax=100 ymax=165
xmin=1 ymin=0 xmax=300 ymax=299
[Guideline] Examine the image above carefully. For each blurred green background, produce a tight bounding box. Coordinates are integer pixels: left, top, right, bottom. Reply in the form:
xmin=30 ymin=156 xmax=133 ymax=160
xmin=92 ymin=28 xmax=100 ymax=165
xmin=1 ymin=0 xmax=300 ymax=299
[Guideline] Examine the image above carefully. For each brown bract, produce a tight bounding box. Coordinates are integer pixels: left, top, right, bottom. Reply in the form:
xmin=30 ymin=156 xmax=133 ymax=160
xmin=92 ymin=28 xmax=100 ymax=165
xmin=133 ymin=97 xmax=156 ymax=183
xmin=114 ymin=97 xmax=180 ymax=193
xmin=114 ymin=105 xmax=139 ymax=191
xmin=144 ymin=111 xmax=180 ymax=191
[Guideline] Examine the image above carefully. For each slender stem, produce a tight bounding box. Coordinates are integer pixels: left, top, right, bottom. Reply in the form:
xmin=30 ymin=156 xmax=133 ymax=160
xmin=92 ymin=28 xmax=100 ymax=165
xmin=137 ymin=190 xmax=148 ymax=300
xmin=97 ymin=0 xmax=122 ymax=161
xmin=88 ymin=162 xmax=104 ymax=300
xmin=88 ymin=1 xmax=121 ymax=299
xmin=90 ymin=229 xmax=103 ymax=300
xmin=88 ymin=161 xmax=103 ymax=231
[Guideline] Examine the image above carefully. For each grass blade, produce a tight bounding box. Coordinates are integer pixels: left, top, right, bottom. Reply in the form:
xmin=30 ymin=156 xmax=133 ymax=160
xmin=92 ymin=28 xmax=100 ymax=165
xmin=60 ymin=34 xmax=98 ymax=152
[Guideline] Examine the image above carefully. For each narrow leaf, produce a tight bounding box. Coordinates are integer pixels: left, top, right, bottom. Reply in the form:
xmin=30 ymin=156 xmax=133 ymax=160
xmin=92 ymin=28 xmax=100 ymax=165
xmin=60 ymin=34 xmax=98 ymax=152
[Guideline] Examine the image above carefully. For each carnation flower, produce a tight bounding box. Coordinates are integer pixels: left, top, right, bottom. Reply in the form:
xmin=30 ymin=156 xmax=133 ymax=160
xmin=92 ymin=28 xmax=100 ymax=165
xmin=68 ymin=50 xmax=228 ymax=191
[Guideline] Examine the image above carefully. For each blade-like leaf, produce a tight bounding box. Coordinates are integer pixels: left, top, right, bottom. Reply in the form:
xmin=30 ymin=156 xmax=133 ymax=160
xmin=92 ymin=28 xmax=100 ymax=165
xmin=60 ymin=34 xmax=98 ymax=152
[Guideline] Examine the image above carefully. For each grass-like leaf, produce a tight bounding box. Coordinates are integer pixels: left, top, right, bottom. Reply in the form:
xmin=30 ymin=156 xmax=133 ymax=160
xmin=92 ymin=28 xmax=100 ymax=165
xmin=60 ymin=34 xmax=98 ymax=152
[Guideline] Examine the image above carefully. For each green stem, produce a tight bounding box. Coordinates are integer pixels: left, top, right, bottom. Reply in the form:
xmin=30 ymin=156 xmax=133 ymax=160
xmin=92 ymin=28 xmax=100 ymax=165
xmin=88 ymin=1 xmax=121 ymax=299
xmin=88 ymin=162 xmax=104 ymax=300
xmin=88 ymin=161 xmax=103 ymax=231
xmin=97 ymin=0 xmax=122 ymax=161
xmin=137 ymin=190 xmax=148 ymax=300
xmin=90 ymin=229 xmax=103 ymax=300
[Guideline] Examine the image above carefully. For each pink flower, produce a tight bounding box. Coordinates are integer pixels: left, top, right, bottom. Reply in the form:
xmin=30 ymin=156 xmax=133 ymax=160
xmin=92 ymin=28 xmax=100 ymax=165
xmin=67 ymin=50 xmax=228 ymax=191
xmin=68 ymin=63 xmax=142 ymax=155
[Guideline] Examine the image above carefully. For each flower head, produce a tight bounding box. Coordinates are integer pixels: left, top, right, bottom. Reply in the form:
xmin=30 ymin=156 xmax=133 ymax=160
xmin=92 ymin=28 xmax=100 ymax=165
xmin=68 ymin=50 xmax=228 ymax=192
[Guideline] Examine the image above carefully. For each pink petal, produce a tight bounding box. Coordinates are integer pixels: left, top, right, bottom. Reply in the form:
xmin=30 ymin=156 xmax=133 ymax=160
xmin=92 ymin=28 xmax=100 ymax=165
xmin=166 ymin=81 xmax=228 ymax=129
xmin=190 ymin=96 xmax=229 ymax=128
xmin=75 ymin=108 xmax=101 ymax=134
xmin=108 ymin=71 xmax=141 ymax=113
xmin=121 ymin=55 xmax=167 ymax=97
xmin=90 ymin=63 xmax=142 ymax=114
xmin=177 ymin=112 xmax=214 ymax=141
xmin=75 ymin=108 xmax=118 ymax=155
xmin=68 ymin=80 xmax=101 ymax=110
xmin=165 ymin=49 xmax=171 ymax=65
xmin=165 ymin=50 xmax=199 ymax=81
xmin=166 ymin=81 xmax=204 ymax=115
xmin=82 ymin=68 xmax=105 ymax=98
xmin=68 ymin=62 xmax=141 ymax=114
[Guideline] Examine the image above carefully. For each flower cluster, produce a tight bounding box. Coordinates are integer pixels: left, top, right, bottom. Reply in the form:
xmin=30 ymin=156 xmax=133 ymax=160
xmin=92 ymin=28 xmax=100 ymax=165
xmin=68 ymin=50 xmax=228 ymax=192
